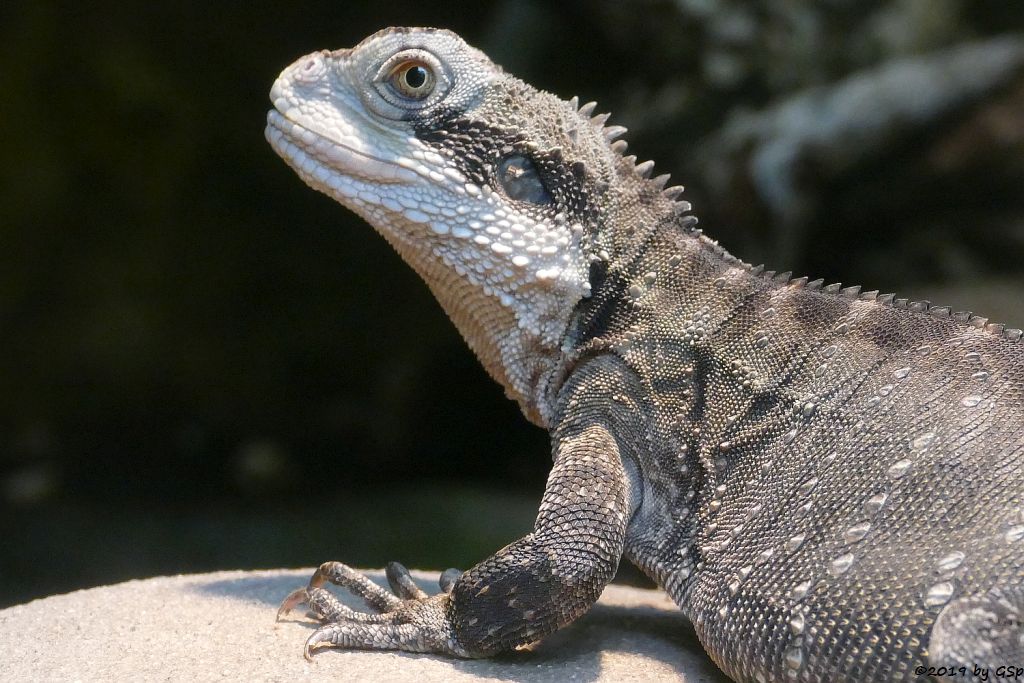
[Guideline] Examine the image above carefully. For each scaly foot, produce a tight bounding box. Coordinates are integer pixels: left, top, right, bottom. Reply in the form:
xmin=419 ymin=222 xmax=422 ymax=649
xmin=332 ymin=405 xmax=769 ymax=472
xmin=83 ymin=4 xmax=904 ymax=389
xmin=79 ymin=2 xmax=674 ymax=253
xmin=278 ymin=561 xmax=471 ymax=659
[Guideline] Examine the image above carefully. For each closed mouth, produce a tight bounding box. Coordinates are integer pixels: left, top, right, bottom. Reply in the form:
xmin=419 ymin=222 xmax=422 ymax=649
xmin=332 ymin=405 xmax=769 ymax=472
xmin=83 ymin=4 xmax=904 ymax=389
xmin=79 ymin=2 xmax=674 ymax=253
xmin=265 ymin=109 xmax=416 ymax=184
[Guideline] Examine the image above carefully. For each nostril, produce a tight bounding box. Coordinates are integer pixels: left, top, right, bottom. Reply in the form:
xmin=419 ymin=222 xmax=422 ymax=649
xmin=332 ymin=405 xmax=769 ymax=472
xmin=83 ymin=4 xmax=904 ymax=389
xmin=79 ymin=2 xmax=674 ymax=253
xmin=291 ymin=53 xmax=326 ymax=84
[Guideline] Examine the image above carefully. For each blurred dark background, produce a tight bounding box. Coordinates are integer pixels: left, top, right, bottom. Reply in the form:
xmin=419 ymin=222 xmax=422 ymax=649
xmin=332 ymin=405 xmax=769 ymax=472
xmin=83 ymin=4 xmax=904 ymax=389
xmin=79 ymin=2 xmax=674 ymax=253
xmin=2 ymin=1 xmax=1023 ymax=607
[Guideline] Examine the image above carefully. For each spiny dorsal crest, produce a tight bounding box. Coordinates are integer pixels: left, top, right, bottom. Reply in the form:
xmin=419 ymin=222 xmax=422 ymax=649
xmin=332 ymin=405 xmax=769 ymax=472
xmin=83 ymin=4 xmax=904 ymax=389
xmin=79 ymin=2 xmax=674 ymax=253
xmin=569 ymin=96 xmax=693 ymax=224
xmin=565 ymin=95 xmax=692 ymax=224
xmin=752 ymin=270 xmax=1023 ymax=341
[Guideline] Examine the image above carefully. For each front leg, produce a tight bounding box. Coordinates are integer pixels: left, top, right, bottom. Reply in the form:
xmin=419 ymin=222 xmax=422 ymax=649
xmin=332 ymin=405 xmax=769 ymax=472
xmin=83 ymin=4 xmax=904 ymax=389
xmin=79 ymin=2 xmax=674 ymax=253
xmin=279 ymin=360 xmax=642 ymax=658
xmin=445 ymin=415 xmax=638 ymax=655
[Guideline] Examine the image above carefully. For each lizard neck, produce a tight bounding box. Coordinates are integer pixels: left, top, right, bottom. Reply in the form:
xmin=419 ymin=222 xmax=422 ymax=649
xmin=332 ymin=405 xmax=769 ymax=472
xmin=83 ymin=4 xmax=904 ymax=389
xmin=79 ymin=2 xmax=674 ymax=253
xmin=419 ymin=259 xmax=581 ymax=428
xmin=377 ymin=215 xmax=588 ymax=429
xmin=565 ymin=210 xmax=758 ymax=371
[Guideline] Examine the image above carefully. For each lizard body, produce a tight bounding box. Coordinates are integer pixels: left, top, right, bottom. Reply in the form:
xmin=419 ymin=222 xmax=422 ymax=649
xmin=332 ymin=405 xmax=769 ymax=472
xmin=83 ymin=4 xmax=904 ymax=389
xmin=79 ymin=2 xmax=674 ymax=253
xmin=267 ymin=28 xmax=1024 ymax=681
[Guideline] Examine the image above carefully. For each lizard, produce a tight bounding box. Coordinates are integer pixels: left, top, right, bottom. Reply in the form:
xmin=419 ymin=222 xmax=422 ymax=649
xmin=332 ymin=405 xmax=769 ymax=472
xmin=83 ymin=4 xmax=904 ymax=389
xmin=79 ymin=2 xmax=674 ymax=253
xmin=266 ymin=27 xmax=1024 ymax=681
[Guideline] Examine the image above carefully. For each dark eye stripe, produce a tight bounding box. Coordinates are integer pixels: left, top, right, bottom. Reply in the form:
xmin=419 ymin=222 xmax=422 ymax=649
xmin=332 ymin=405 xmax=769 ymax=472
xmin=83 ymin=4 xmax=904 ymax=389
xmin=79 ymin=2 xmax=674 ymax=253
xmin=413 ymin=113 xmax=596 ymax=223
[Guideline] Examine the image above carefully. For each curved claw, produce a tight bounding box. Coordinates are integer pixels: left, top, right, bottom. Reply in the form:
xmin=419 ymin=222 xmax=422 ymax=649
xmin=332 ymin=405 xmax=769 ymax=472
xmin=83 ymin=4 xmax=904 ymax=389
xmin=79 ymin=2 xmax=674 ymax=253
xmin=303 ymin=627 xmax=333 ymax=661
xmin=277 ymin=587 xmax=310 ymax=621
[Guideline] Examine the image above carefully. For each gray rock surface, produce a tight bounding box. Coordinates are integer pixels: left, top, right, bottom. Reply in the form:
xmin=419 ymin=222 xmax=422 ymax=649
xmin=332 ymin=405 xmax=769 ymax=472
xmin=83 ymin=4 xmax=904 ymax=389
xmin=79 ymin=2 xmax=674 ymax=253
xmin=0 ymin=568 xmax=727 ymax=682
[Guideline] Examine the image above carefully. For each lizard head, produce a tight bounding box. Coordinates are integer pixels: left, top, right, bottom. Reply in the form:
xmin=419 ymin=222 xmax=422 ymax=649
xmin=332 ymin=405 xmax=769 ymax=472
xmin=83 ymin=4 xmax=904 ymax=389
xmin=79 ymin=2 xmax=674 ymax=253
xmin=266 ymin=27 xmax=688 ymax=423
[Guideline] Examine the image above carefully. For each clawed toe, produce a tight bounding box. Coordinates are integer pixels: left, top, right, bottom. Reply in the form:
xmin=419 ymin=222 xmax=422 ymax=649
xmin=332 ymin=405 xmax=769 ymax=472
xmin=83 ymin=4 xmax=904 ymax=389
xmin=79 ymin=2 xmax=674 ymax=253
xmin=386 ymin=561 xmax=428 ymax=600
xmin=439 ymin=568 xmax=462 ymax=593
xmin=303 ymin=626 xmax=334 ymax=661
xmin=277 ymin=587 xmax=310 ymax=621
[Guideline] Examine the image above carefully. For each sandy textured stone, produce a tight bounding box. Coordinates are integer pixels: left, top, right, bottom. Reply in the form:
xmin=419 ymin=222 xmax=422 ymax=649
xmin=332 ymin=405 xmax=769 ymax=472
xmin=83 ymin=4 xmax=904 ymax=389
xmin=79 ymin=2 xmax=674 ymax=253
xmin=0 ymin=568 xmax=727 ymax=682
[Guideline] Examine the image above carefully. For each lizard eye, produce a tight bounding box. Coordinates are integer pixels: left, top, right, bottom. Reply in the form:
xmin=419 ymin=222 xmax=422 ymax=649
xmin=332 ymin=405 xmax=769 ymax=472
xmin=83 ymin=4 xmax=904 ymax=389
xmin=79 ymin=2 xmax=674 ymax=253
xmin=497 ymin=154 xmax=552 ymax=205
xmin=387 ymin=60 xmax=435 ymax=100
xmin=371 ymin=49 xmax=450 ymax=115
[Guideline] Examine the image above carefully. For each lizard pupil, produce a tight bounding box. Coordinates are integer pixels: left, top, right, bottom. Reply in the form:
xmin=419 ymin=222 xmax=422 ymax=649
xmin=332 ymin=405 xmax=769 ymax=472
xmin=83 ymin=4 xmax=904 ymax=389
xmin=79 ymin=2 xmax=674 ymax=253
xmin=388 ymin=60 xmax=435 ymax=100
xmin=404 ymin=66 xmax=428 ymax=89
xmin=497 ymin=154 xmax=552 ymax=205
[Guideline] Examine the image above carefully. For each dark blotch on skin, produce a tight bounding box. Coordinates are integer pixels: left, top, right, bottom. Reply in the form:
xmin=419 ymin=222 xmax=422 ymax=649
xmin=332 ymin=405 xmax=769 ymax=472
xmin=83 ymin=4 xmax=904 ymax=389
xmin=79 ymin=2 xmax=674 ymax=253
xmin=497 ymin=154 xmax=552 ymax=205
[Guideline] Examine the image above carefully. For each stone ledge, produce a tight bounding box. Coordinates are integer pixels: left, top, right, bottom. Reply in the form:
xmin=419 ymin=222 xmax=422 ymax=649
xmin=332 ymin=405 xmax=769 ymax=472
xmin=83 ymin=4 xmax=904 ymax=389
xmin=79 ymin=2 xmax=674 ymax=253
xmin=0 ymin=568 xmax=727 ymax=682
